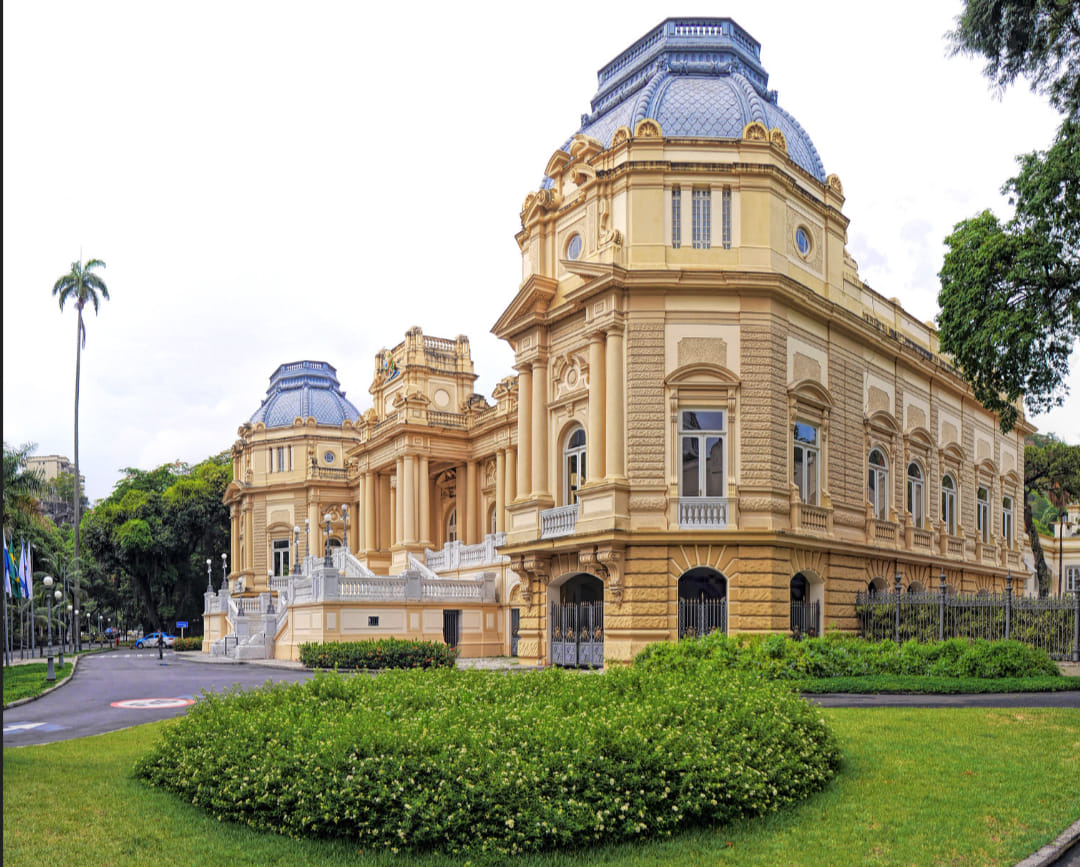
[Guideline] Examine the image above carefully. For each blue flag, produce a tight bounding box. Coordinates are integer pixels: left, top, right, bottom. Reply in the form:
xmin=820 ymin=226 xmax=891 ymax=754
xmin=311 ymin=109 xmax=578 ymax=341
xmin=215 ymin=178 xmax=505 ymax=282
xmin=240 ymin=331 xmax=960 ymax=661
xmin=2 ymin=536 xmax=10 ymax=598
xmin=20 ymin=539 xmax=31 ymax=597
xmin=4 ymin=535 xmax=20 ymax=599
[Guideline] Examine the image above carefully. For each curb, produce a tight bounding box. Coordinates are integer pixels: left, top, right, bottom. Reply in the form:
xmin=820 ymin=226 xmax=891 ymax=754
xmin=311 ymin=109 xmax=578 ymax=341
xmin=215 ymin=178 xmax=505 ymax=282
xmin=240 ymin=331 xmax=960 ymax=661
xmin=3 ymin=654 xmax=82 ymax=709
xmin=1015 ymin=817 xmax=1080 ymax=867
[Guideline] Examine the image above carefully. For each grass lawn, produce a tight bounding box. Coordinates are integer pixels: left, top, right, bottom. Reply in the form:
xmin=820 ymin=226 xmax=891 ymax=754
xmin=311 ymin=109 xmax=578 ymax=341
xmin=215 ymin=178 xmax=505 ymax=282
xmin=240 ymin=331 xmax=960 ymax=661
xmin=3 ymin=707 xmax=1079 ymax=866
xmin=3 ymin=661 xmax=75 ymax=705
xmin=798 ymin=674 xmax=1080 ymax=693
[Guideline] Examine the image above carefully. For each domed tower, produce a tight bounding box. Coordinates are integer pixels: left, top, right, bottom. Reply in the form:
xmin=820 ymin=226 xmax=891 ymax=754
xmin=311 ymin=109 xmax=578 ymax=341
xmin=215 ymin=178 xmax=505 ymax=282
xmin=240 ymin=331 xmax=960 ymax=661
xmin=223 ymin=361 xmax=362 ymax=592
xmin=495 ymin=19 xmax=1028 ymax=667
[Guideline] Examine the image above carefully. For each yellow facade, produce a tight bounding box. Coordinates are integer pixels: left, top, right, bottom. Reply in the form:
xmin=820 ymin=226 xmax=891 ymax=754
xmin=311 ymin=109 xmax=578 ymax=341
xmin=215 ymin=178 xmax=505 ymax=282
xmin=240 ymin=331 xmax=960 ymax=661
xmin=210 ymin=18 xmax=1034 ymax=665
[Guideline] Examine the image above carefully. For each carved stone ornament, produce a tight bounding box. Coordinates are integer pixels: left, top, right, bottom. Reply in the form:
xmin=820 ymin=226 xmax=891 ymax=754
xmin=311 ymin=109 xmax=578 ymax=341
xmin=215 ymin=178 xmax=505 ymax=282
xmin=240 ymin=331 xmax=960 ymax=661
xmin=611 ymin=126 xmax=632 ymax=146
xmin=596 ymin=548 xmax=624 ymax=604
xmin=826 ymin=173 xmax=844 ymax=195
xmin=742 ymin=121 xmax=768 ymax=141
xmin=769 ymin=128 xmax=787 ymax=153
xmin=634 ymin=119 xmax=662 ymax=138
xmin=535 ymin=188 xmax=563 ymax=211
xmin=597 ymin=198 xmax=622 ymax=248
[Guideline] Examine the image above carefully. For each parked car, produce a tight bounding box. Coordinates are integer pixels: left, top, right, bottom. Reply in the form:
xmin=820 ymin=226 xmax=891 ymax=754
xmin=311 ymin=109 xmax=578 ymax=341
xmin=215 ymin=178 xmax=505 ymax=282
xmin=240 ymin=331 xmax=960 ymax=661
xmin=136 ymin=632 xmax=177 ymax=648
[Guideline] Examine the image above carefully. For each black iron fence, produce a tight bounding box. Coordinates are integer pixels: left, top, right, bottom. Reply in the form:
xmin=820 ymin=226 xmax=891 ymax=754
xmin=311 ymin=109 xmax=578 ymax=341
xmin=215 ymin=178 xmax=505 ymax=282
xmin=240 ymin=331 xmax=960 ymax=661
xmin=678 ymin=597 xmax=727 ymax=639
xmin=790 ymin=600 xmax=820 ymax=639
xmin=856 ymin=588 xmax=1080 ymax=661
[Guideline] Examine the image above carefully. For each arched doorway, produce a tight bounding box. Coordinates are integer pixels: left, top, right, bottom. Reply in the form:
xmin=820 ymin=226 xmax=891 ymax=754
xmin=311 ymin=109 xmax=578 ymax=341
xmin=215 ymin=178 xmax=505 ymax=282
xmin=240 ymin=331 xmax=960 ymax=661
xmin=790 ymin=572 xmax=821 ymax=638
xmin=677 ymin=567 xmax=727 ymax=639
xmin=551 ymin=573 xmax=604 ymax=668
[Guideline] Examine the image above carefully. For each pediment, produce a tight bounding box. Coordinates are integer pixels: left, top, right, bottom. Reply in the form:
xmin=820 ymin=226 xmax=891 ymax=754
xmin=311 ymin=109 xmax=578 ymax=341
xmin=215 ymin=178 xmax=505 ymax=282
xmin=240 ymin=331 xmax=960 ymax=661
xmin=492 ymin=274 xmax=559 ymax=338
xmin=788 ymin=378 xmax=833 ymax=411
xmin=665 ymin=362 xmax=740 ymax=387
xmin=906 ymin=425 xmax=934 ymax=450
xmin=865 ymin=409 xmax=900 ymax=437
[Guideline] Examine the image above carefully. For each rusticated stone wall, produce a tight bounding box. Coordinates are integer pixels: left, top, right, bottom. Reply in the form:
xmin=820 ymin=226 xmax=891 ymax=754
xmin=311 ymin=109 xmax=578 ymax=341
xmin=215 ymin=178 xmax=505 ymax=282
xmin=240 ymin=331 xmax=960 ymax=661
xmin=625 ymin=321 xmax=666 ymax=488
xmin=739 ymin=316 xmax=788 ymax=491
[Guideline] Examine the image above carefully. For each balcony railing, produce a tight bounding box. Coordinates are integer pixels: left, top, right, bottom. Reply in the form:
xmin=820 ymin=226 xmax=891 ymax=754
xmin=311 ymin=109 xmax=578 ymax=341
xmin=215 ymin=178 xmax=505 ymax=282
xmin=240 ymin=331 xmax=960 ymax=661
xmin=541 ymin=503 xmax=579 ymax=539
xmin=678 ymin=497 xmax=729 ymax=529
xmin=913 ymin=528 xmax=933 ymax=549
xmin=425 ymin=534 xmax=508 ymax=572
xmin=946 ymin=536 xmax=965 ymax=557
xmin=800 ymin=503 xmax=828 ymax=534
xmin=872 ymin=519 xmax=899 ymax=545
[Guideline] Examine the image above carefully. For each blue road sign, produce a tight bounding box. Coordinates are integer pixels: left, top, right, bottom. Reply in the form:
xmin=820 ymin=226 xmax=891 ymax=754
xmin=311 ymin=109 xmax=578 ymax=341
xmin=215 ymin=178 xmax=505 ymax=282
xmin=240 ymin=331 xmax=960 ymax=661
xmin=176 ymin=621 xmax=188 ymax=628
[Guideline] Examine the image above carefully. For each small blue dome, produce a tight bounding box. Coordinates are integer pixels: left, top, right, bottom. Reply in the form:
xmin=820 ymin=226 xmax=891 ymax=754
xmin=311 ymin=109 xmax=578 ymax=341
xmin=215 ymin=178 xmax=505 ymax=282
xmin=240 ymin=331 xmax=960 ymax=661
xmin=249 ymin=361 xmax=360 ymax=429
xmin=545 ymin=18 xmax=825 ymax=184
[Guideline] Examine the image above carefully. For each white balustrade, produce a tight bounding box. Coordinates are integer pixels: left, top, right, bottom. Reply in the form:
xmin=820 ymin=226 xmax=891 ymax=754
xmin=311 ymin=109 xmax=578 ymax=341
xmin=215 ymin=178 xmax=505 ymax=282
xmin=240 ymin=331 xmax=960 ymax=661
xmin=540 ymin=504 xmax=579 ymax=539
xmin=678 ymin=497 xmax=729 ymax=529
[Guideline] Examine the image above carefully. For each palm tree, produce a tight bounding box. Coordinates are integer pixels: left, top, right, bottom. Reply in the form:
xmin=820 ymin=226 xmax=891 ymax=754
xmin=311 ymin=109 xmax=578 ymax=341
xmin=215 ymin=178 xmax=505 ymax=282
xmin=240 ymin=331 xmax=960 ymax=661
xmin=2 ymin=441 xmax=48 ymax=529
xmin=52 ymin=256 xmax=109 ymax=650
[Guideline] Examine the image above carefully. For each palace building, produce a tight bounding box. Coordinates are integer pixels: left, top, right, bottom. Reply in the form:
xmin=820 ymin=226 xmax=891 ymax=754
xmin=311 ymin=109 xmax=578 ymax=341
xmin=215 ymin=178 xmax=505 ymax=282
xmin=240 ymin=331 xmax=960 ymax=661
xmin=205 ymin=18 xmax=1034 ymax=665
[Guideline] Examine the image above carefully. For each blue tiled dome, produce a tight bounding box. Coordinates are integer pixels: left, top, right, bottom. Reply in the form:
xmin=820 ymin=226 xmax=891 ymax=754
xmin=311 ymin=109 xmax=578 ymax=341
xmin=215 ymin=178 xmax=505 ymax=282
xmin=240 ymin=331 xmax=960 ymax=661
xmin=545 ymin=18 xmax=825 ymax=184
xmin=248 ymin=361 xmax=360 ymax=429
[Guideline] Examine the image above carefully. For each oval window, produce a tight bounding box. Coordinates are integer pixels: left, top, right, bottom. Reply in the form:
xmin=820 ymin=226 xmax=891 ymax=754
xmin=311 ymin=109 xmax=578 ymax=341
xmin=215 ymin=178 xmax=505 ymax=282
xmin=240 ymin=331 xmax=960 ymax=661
xmin=566 ymin=233 xmax=583 ymax=260
xmin=795 ymin=226 xmax=811 ymax=256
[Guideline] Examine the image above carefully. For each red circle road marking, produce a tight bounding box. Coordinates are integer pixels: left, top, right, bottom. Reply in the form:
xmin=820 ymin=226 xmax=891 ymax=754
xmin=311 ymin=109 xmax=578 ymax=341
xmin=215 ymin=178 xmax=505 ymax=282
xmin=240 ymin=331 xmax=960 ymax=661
xmin=110 ymin=698 xmax=195 ymax=710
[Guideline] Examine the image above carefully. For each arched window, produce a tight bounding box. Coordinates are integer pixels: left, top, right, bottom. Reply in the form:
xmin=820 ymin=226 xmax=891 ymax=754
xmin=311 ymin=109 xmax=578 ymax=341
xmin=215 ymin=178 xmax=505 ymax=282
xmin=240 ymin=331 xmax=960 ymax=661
xmin=867 ymin=576 xmax=889 ymax=595
xmin=941 ymin=475 xmax=957 ymax=535
xmin=563 ymin=427 xmax=587 ymax=506
xmin=447 ymin=508 xmax=458 ymax=544
xmin=976 ymin=486 xmax=990 ymax=543
xmin=1002 ymin=496 xmax=1013 ymax=547
xmin=868 ymin=449 xmax=889 ymax=520
xmin=906 ymin=462 xmax=925 ymax=528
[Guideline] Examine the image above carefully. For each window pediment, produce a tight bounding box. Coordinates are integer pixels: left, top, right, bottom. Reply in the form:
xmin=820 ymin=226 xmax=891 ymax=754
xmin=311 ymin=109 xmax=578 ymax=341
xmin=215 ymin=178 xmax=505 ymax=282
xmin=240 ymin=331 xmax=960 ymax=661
xmin=665 ymin=362 xmax=740 ymax=388
xmin=906 ymin=426 xmax=933 ymax=451
xmin=865 ymin=409 xmax=899 ymax=438
xmin=787 ymin=379 xmax=833 ymax=412
xmin=941 ymin=442 xmax=966 ymax=465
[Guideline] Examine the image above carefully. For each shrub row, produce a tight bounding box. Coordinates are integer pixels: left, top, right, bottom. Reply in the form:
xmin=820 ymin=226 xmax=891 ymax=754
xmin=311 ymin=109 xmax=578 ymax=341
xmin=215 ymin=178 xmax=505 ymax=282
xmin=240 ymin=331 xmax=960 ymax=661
xmin=172 ymin=637 xmax=203 ymax=652
xmin=634 ymin=632 xmax=1061 ymax=679
xmin=297 ymin=638 xmax=457 ymax=670
xmin=135 ymin=667 xmax=839 ymax=858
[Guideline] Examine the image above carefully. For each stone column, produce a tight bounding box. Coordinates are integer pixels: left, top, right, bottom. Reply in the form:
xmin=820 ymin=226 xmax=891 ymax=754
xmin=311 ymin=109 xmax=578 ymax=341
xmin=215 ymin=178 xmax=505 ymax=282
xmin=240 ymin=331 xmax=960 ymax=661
xmin=495 ymin=450 xmax=506 ymax=533
xmin=531 ymin=356 xmax=549 ymax=497
xmin=403 ymin=454 xmax=417 ymax=544
xmin=458 ymin=462 xmax=470 ymax=543
xmin=516 ymin=364 xmax=532 ymax=498
xmin=419 ymin=455 xmax=431 ymax=546
xmin=505 ymin=447 xmax=517 ymax=504
xmin=230 ymin=505 xmax=239 ymax=577
xmin=605 ymin=327 xmax=625 ymax=479
xmin=308 ymin=501 xmax=320 ymax=561
xmin=466 ymin=460 xmax=478 ymax=544
xmin=587 ymin=331 xmax=606 ymax=481
xmin=364 ymin=472 xmax=376 ymax=552
xmin=393 ymin=457 xmax=404 ymax=546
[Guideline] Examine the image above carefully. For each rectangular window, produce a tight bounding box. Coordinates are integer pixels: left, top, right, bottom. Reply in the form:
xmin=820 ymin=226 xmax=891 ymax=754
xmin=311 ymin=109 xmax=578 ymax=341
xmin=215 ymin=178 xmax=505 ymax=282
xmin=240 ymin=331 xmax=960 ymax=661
xmin=1067 ymin=566 xmax=1080 ymax=593
xmin=272 ymin=539 xmax=290 ymax=577
xmin=792 ymin=422 xmax=819 ymax=505
xmin=1002 ymin=497 xmax=1013 ymax=547
xmin=692 ymin=188 xmax=711 ymax=249
xmin=976 ymin=487 xmax=990 ymax=543
xmin=721 ymin=186 xmax=731 ymax=249
xmin=679 ymin=410 xmax=725 ymax=498
xmin=941 ymin=477 xmax=957 ymax=535
xmin=671 ymin=186 xmax=681 ymax=249
xmin=368 ymin=615 xmax=380 ymax=627
xmin=276 ymin=446 xmax=286 ymax=473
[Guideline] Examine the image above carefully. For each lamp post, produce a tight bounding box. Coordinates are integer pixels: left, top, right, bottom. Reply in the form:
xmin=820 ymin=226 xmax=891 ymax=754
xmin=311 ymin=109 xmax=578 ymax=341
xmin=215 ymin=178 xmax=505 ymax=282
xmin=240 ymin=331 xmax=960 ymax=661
xmin=292 ymin=525 xmax=301 ymax=575
xmin=73 ymin=607 xmax=79 ymax=654
xmin=56 ymin=591 xmax=64 ymax=667
xmin=206 ymin=558 xmax=213 ymax=593
xmin=304 ymin=518 xmax=310 ymax=566
xmin=324 ymin=512 xmax=333 ymax=568
xmin=43 ymin=576 xmax=56 ymax=681
xmin=342 ymin=504 xmax=349 ymax=554
xmin=268 ymin=570 xmax=276 ymax=615
xmin=67 ymin=604 xmax=73 ymax=655
xmin=221 ymin=553 xmax=228 ymax=591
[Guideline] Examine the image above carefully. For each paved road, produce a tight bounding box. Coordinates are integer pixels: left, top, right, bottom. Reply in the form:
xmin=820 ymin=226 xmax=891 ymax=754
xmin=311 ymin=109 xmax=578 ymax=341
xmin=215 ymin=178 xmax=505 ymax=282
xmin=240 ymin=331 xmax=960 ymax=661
xmin=3 ymin=650 xmax=316 ymax=747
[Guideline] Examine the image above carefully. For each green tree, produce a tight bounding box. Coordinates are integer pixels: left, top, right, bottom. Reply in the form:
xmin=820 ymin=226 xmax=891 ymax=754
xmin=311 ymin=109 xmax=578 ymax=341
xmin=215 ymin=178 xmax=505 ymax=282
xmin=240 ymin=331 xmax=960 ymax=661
xmin=1024 ymin=433 xmax=1080 ymax=593
xmin=939 ymin=3 xmax=1080 ymax=433
xmin=53 ymin=471 xmax=89 ymax=516
xmin=949 ymin=0 xmax=1080 ymax=120
xmin=81 ymin=454 xmax=231 ymax=631
xmin=52 ymin=256 xmax=109 ymax=648
xmin=2 ymin=441 xmax=48 ymax=531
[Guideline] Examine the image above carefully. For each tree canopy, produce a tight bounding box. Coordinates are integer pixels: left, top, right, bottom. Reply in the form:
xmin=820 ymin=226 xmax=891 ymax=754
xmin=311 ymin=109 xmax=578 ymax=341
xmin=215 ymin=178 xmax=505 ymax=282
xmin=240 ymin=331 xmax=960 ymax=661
xmin=949 ymin=0 xmax=1080 ymax=120
xmin=81 ymin=454 xmax=231 ymax=630
xmin=939 ymin=2 xmax=1080 ymax=433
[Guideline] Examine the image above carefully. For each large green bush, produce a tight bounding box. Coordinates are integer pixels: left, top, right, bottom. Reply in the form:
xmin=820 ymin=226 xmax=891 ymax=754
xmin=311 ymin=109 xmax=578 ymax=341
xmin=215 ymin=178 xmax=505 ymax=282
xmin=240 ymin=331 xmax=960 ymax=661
xmin=634 ymin=632 xmax=1061 ymax=679
xmin=135 ymin=667 xmax=839 ymax=858
xmin=172 ymin=637 xmax=203 ymax=652
xmin=297 ymin=638 xmax=457 ymax=670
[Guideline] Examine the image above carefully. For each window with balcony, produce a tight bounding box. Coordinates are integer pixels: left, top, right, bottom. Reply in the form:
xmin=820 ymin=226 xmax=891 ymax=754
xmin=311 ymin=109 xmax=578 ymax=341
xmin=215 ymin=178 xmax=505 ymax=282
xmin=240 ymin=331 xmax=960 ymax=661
xmin=868 ymin=449 xmax=889 ymax=520
xmin=671 ymin=186 xmax=681 ymax=248
xmin=563 ymin=427 xmax=587 ymax=506
xmin=941 ymin=475 xmax=957 ymax=535
xmin=272 ymin=539 xmax=290 ymax=577
xmin=679 ymin=409 xmax=727 ymax=528
xmin=906 ymin=462 xmax=925 ymax=528
xmin=977 ymin=486 xmax=990 ymax=543
xmin=692 ymin=188 xmax=711 ymax=249
xmin=1002 ymin=496 xmax=1013 ymax=548
xmin=792 ymin=422 xmax=819 ymax=505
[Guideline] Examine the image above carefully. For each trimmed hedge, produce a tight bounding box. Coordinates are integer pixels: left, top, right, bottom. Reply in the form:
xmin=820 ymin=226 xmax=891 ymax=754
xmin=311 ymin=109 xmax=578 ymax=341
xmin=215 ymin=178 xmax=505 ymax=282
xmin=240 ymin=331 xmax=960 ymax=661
xmin=634 ymin=632 xmax=1062 ymax=679
xmin=135 ymin=667 xmax=839 ymax=858
xmin=173 ymin=637 xmax=203 ymax=652
xmin=297 ymin=638 xmax=457 ymax=670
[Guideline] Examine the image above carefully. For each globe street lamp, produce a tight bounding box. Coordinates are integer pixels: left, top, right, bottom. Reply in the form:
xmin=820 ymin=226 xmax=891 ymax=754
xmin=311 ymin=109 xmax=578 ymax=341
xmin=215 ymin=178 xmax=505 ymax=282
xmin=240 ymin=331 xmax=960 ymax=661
xmin=292 ymin=525 xmax=301 ymax=575
xmin=206 ymin=558 xmax=213 ymax=592
xmin=56 ymin=590 xmax=64 ymax=667
xmin=323 ymin=512 xmax=333 ymax=568
xmin=43 ymin=576 xmax=56 ymax=682
xmin=67 ymin=604 xmax=73 ymax=655
xmin=304 ymin=518 xmax=310 ymax=565
xmin=221 ymin=553 xmax=228 ymax=590
xmin=74 ymin=607 xmax=80 ymax=653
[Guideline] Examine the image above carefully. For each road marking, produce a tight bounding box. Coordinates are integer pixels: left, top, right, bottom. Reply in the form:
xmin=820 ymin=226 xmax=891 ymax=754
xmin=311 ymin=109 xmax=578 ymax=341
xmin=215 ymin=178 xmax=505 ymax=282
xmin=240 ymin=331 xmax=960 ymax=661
xmin=4 ymin=722 xmax=46 ymax=733
xmin=110 ymin=697 xmax=196 ymax=710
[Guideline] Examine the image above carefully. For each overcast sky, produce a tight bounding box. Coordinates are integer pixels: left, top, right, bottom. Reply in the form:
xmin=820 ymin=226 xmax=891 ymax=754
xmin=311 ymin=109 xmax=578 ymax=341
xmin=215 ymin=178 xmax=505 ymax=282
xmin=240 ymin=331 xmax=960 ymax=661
xmin=4 ymin=0 xmax=1077 ymax=503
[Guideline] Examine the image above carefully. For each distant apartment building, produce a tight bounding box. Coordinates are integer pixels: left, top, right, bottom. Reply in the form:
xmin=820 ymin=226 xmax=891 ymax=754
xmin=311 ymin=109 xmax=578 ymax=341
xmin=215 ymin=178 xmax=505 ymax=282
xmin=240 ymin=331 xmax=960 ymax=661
xmin=25 ymin=454 xmax=86 ymax=526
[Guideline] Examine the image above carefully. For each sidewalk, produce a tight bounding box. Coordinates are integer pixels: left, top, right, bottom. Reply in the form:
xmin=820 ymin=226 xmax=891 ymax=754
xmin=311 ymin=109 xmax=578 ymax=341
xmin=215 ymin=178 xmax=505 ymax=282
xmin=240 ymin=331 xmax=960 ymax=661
xmin=170 ymin=652 xmax=540 ymax=671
